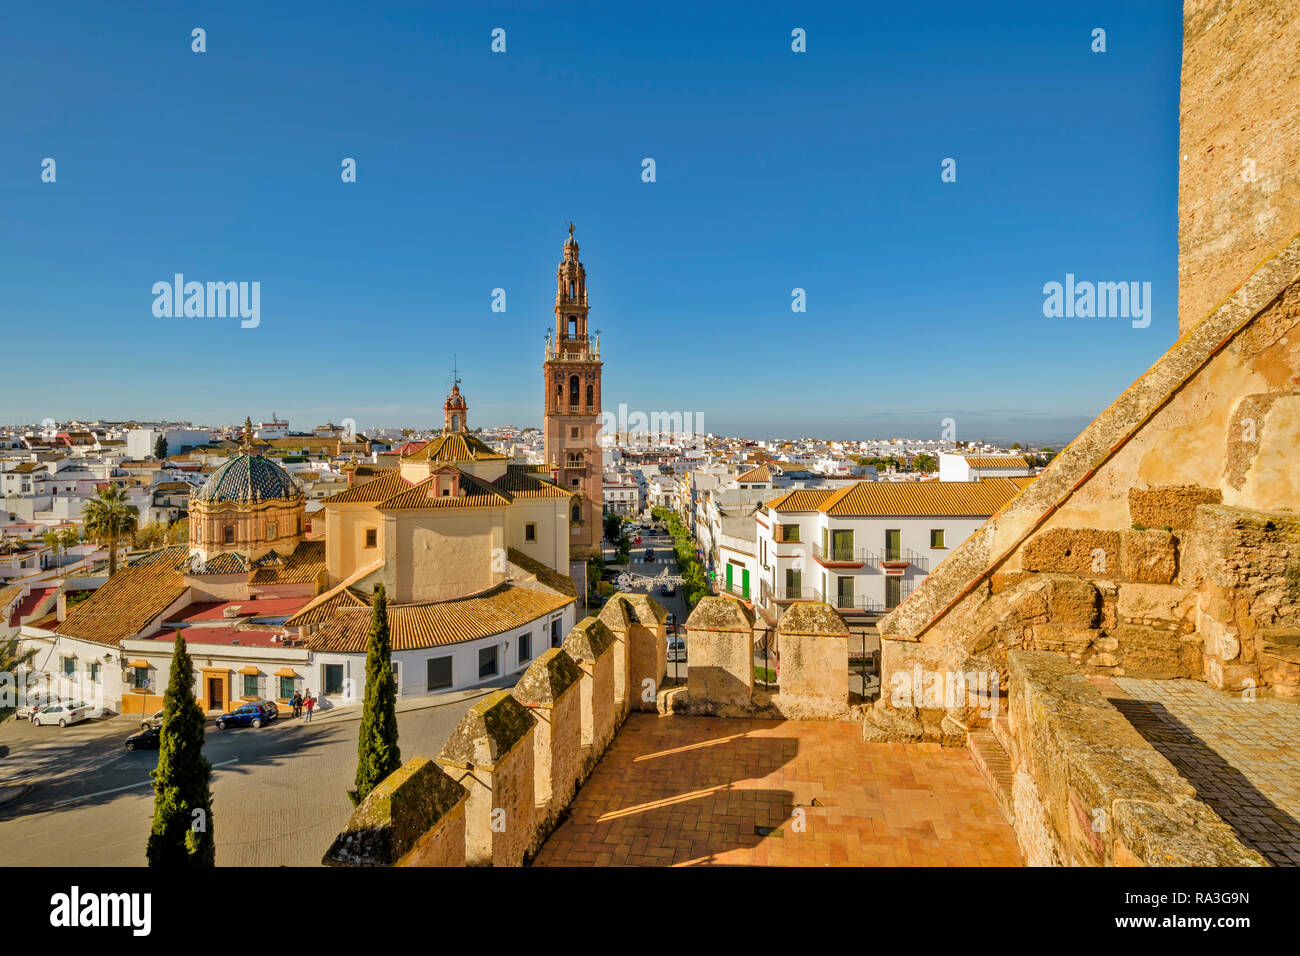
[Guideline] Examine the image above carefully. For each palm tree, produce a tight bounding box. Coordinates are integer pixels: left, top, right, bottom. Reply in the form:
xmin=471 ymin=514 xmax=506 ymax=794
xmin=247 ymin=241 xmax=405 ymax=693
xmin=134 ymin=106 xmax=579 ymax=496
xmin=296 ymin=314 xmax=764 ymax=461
xmin=83 ymin=484 xmax=139 ymax=577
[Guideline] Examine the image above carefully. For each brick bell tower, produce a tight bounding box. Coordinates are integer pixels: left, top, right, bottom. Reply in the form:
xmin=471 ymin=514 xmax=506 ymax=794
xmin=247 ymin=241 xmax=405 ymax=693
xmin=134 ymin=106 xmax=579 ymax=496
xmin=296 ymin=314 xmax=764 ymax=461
xmin=543 ymin=222 xmax=602 ymax=558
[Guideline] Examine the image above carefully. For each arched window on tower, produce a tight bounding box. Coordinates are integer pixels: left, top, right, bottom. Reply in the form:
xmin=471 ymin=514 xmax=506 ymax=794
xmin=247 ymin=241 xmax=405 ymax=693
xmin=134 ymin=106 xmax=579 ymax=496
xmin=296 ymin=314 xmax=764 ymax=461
xmin=586 ymin=384 xmax=594 ymax=407
xmin=568 ymin=316 xmax=578 ymax=337
xmin=569 ymin=280 xmax=575 ymax=297
xmin=569 ymin=375 xmax=580 ymax=406
xmin=571 ymin=502 xmax=582 ymax=523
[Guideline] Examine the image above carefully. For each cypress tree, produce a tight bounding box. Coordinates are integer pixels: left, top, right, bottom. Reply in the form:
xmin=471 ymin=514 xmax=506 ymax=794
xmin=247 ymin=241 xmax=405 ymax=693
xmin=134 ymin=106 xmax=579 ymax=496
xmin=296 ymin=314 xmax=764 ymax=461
xmin=147 ymin=633 xmax=215 ymax=867
xmin=351 ymin=583 xmax=401 ymax=805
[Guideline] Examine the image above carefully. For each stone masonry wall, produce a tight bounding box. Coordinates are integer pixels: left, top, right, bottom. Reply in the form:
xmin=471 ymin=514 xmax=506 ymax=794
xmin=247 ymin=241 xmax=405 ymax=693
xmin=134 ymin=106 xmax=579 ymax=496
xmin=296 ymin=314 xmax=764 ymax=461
xmin=1179 ymin=0 xmax=1300 ymax=333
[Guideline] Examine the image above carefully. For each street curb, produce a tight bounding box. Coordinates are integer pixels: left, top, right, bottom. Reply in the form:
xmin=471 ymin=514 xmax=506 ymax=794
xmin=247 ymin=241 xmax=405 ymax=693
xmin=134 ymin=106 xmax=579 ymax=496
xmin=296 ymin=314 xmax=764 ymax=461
xmin=300 ymin=686 xmax=499 ymax=726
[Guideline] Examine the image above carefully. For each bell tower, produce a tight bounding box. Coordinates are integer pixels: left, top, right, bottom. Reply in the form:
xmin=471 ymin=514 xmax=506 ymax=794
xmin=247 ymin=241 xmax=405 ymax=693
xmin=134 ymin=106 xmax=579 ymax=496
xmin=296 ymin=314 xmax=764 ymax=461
xmin=543 ymin=222 xmax=602 ymax=558
xmin=443 ymin=362 xmax=468 ymax=434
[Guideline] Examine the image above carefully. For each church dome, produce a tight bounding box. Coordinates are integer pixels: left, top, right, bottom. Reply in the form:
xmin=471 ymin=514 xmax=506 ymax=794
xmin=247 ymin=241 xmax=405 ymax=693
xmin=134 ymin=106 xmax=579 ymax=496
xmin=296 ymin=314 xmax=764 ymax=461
xmin=194 ymin=453 xmax=303 ymax=504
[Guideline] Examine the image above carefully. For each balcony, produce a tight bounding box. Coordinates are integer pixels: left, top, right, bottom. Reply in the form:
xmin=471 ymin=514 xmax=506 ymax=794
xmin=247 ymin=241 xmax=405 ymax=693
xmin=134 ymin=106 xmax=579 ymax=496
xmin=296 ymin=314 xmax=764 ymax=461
xmin=818 ymin=591 xmax=885 ymax=614
xmin=764 ymin=581 xmax=818 ymax=603
xmin=813 ymin=544 xmax=875 ymax=568
xmin=563 ymin=458 xmax=586 ymax=470
xmin=880 ymin=549 xmax=930 ymax=574
xmin=718 ymin=580 xmax=752 ymax=601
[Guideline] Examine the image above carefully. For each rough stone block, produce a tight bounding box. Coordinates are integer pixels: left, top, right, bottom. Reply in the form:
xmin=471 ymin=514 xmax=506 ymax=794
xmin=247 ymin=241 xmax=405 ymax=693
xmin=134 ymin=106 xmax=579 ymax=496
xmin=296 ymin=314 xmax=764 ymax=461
xmin=323 ymin=758 xmax=467 ymax=867
xmin=1112 ymin=624 xmax=1192 ymax=679
xmin=1021 ymin=528 xmax=1120 ymax=578
xmin=1119 ymin=530 xmax=1179 ymax=583
xmin=1117 ymin=583 xmax=1195 ymax=626
xmin=1128 ymin=485 xmax=1222 ymax=531
xmin=1046 ymin=576 xmax=1101 ymax=627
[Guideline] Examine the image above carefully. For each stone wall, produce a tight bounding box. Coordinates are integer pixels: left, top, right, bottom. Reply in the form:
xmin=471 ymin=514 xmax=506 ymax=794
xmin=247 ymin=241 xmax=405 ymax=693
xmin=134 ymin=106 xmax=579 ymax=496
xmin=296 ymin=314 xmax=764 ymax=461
xmin=326 ymin=604 xmax=662 ymax=867
xmin=322 ymin=757 xmax=467 ymax=867
xmin=874 ymin=240 xmax=1300 ymax=740
xmin=1178 ymin=0 xmax=1300 ymax=333
xmin=1002 ymin=651 xmax=1264 ymax=866
xmin=436 ymin=690 xmax=536 ymax=867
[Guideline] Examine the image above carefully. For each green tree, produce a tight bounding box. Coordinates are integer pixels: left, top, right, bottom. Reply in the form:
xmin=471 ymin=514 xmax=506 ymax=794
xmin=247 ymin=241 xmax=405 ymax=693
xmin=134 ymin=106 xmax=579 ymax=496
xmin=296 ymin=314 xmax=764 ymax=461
xmin=351 ymin=584 xmax=400 ymax=806
xmin=134 ymin=520 xmax=169 ymax=550
xmin=1011 ymin=442 xmax=1022 ymax=450
xmin=1 ymin=635 xmax=35 ymax=724
xmin=83 ymin=484 xmax=139 ymax=577
xmin=154 ymin=435 xmax=169 ymax=459
xmin=913 ymin=453 xmax=937 ymax=472
xmin=603 ymin=513 xmax=623 ymax=542
xmin=146 ymin=634 xmax=215 ymax=867
xmin=42 ymin=529 xmax=63 ymax=569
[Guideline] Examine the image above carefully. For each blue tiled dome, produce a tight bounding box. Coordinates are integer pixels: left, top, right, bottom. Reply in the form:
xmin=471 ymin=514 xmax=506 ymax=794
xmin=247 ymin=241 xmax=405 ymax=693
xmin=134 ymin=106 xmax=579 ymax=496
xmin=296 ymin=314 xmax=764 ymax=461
xmin=193 ymin=454 xmax=303 ymax=504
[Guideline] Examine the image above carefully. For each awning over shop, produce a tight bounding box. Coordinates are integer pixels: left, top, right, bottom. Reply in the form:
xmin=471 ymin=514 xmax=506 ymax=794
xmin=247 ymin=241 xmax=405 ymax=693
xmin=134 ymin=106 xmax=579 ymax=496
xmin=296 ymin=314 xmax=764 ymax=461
xmin=128 ymin=658 xmax=151 ymax=668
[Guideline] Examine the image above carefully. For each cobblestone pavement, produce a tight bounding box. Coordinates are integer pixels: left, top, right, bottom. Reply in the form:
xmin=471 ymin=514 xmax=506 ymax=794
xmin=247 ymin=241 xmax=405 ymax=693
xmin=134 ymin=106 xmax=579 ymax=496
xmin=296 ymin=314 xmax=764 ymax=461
xmin=533 ymin=713 xmax=1021 ymax=867
xmin=1101 ymin=677 xmax=1300 ymax=867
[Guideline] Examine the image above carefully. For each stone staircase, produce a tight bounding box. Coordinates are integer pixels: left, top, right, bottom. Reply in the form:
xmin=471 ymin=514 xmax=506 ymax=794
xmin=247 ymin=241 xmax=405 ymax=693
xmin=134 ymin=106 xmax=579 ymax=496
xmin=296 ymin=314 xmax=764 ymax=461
xmin=967 ymin=716 xmax=1015 ymax=826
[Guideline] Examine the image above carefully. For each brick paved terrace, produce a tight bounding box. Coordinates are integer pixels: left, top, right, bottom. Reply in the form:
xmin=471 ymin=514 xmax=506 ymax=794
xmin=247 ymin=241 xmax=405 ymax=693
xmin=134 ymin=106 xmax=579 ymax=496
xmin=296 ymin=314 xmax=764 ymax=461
xmin=532 ymin=713 xmax=1022 ymax=866
xmin=1094 ymin=677 xmax=1300 ymax=867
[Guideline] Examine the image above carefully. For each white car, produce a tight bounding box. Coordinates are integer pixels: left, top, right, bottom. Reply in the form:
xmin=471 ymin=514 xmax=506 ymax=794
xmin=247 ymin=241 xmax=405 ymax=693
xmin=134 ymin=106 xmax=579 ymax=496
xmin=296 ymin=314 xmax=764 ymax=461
xmin=140 ymin=709 xmax=165 ymax=731
xmin=32 ymin=701 xmax=91 ymax=727
xmin=667 ymin=638 xmax=688 ymax=663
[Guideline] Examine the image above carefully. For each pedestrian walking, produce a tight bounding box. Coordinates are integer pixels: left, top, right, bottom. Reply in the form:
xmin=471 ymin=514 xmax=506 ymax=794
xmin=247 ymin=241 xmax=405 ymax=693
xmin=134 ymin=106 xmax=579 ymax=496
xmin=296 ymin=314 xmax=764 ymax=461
xmin=304 ymin=693 xmax=316 ymax=722
xmin=291 ymin=690 xmax=302 ymax=718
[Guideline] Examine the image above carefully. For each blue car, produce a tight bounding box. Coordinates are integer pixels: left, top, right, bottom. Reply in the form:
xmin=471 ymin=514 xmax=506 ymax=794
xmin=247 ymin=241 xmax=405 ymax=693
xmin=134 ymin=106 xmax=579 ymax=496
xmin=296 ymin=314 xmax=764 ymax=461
xmin=215 ymin=700 xmax=278 ymax=730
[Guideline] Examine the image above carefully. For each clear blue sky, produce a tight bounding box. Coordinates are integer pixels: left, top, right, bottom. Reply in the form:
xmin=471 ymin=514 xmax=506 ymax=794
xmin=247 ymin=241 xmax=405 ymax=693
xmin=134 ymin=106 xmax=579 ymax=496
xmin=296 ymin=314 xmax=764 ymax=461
xmin=0 ymin=0 xmax=1182 ymax=445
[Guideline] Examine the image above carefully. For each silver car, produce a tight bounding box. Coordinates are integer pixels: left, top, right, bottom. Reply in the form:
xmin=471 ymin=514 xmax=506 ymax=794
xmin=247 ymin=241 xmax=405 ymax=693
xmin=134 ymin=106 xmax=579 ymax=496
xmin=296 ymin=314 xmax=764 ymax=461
xmin=32 ymin=701 xmax=91 ymax=727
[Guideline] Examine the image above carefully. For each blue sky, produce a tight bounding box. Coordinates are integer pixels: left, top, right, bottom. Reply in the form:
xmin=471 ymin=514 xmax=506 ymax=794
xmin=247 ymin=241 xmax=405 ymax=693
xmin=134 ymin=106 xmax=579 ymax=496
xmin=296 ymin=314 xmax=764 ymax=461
xmin=0 ymin=0 xmax=1182 ymax=444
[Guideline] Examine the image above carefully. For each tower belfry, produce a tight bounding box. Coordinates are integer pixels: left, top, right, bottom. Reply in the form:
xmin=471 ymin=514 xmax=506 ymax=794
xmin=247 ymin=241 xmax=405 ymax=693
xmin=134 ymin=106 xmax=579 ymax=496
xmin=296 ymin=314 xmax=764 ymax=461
xmin=543 ymin=223 xmax=603 ymax=557
xmin=443 ymin=358 xmax=468 ymax=434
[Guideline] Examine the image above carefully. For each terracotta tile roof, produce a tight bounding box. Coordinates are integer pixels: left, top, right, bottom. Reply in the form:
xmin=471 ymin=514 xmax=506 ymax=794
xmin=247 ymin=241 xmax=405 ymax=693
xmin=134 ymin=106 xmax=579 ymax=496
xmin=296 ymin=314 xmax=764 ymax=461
xmin=735 ymin=463 xmax=773 ymax=483
xmin=401 ymin=433 xmax=507 ymax=463
xmin=56 ymin=546 xmax=192 ymax=646
xmin=353 ymin=464 xmax=396 ymax=478
xmin=303 ymin=584 xmax=572 ymax=653
xmin=963 ymin=455 xmax=1030 ymax=469
xmin=320 ymin=471 xmax=413 ymax=504
xmin=494 ymin=465 xmax=571 ymax=499
xmin=507 ymin=548 xmax=577 ymax=597
xmin=249 ymin=540 xmax=327 ymax=584
xmin=820 ymin=478 xmax=1028 ymax=517
xmin=284 ymin=584 xmax=371 ymax=626
xmin=764 ymin=489 xmax=836 ymax=512
xmin=378 ymin=473 xmax=512 ymax=510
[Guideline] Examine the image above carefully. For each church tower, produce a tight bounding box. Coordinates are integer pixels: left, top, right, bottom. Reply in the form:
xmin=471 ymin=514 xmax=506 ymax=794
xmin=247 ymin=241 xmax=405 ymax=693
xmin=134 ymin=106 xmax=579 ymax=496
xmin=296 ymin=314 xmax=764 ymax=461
xmin=443 ymin=378 xmax=468 ymax=434
xmin=543 ymin=223 xmax=602 ymax=557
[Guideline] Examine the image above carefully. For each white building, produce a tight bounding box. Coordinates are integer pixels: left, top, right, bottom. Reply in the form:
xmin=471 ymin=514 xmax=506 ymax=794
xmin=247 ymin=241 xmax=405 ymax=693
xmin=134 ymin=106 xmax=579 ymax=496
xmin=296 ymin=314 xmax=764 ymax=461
xmin=938 ymin=453 xmax=1033 ymax=482
xmin=127 ymin=427 xmax=211 ymax=459
xmin=755 ymin=477 xmax=1031 ymax=618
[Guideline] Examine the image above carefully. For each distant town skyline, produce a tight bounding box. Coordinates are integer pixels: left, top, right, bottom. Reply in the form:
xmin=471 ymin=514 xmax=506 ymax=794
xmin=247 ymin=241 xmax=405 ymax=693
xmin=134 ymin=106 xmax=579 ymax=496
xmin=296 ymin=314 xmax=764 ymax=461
xmin=3 ymin=1 xmax=1178 ymax=438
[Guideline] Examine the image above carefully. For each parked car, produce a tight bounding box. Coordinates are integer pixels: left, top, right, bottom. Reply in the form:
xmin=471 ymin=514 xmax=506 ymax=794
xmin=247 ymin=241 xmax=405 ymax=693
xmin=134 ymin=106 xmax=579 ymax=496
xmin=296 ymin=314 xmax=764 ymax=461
xmin=140 ymin=709 xmax=165 ymax=731
xmin=660 ymin=583 xmax=676 ymax=597
xmin=124 ymin=726 xmax=161 ymax=751
xmin=31 ymin=701 xmax=91 ymax=728
xmin=667 ymin=638 xmax=688 ymax=662
xmin=665 ymin=611 xmax=676 ymax=628
xmin=645 ymin=549 xmax=656 ymax=562
xmin=16 ymin=697 xmax=52 ymax=721
xmin=215 ymin=700 xmax=278 ymax=730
